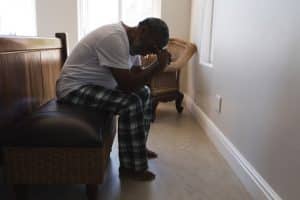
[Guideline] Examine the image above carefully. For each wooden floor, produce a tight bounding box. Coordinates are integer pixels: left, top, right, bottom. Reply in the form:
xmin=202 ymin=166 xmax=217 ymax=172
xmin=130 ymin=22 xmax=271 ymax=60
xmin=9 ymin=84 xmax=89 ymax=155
xmin=0 ymin=103 xmax=252 ymax=200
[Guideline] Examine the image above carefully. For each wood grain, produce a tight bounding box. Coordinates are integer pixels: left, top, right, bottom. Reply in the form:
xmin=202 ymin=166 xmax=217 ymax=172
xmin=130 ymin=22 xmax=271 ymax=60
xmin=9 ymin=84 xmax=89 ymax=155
xmin=0 ymin=35 xmax=66 ymax=128
xmin=0 ymin=36 xmax=61 ymax=53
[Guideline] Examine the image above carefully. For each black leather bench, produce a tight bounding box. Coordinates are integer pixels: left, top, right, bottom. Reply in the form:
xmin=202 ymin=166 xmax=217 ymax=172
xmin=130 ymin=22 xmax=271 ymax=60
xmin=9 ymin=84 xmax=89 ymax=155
xmin=7 ymin=100 xmax=115 ymax=148
xmin=0 ymin=33 xmax=116 ymax=200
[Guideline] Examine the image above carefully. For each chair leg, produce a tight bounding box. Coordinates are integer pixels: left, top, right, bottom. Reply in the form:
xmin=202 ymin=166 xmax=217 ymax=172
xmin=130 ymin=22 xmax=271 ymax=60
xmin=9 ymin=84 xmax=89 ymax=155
xmin=152 ymin=101 xmax=159 ymax=122
xmin=175 ymin=92 xmax=184 ymax=114
xmin=86 ymin=184 xmax=98 ymax=200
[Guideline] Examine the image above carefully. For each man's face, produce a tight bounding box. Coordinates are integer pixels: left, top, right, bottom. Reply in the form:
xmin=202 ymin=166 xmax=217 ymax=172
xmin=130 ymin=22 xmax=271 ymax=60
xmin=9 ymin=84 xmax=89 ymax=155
xmin=130 ymin=27 xmax=160 ymax=56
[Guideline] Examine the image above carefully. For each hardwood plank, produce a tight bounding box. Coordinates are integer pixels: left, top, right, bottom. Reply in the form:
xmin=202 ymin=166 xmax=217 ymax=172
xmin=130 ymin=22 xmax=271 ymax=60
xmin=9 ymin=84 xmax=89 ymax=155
xmin=0 ymin=36 xmax=62 ymax=53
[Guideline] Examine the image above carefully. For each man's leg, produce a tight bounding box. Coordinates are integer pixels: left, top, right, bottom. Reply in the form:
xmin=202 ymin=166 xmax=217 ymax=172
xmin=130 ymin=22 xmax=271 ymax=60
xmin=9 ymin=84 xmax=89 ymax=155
xmin=59 ymin=85 xmax=155 ymax=180
xmin=117 ymin=94 xmax=147 ymax=170
xmin=133 ymin=86 xmax=152 ymax=138
xmin=134 ymin=86 xmax=158 ymax=159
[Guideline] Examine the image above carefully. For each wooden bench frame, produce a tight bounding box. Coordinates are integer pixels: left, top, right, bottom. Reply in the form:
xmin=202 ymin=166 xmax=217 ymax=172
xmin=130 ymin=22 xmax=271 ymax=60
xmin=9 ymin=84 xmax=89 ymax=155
xmin=0 ymin=33 xmax=115 ymax=200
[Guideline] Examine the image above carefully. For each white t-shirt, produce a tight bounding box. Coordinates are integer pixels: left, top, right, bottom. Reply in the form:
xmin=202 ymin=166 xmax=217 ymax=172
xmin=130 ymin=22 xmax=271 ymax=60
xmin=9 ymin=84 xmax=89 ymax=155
xmin=56 ymin=23 xmax=141 ymax=99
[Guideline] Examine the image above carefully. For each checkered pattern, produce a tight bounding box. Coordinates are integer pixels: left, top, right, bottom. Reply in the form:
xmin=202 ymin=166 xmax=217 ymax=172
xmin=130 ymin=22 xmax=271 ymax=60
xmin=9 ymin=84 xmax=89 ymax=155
xmin=58 ymin=85 xmax=153 ymax=171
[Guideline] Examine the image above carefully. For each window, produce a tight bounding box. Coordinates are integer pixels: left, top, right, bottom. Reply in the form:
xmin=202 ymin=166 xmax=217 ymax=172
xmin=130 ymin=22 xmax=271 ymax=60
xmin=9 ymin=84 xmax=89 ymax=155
xmin=78 ymin=0 xmax=161 ymax=39
xmin=199 ymin=0 xmax=215 ymax=67
xmin=0 ymin=0 xmax=36 ymax=36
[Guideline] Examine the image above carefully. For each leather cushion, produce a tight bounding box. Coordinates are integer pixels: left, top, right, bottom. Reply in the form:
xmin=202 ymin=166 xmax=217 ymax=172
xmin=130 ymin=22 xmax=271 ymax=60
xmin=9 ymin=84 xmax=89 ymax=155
xmin=3 ymin=99 xmax=116 ymax=147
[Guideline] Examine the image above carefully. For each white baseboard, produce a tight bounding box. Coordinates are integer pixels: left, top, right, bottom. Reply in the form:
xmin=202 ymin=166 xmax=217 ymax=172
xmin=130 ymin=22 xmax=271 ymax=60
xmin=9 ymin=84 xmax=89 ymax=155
xmin=184 ymin=94 xmax=282 ymax=200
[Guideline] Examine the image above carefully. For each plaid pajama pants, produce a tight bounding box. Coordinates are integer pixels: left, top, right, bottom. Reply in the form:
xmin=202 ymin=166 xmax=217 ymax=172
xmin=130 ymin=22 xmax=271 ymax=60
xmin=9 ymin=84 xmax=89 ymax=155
xmin=58 ymin=85 xmax=152 ymax=171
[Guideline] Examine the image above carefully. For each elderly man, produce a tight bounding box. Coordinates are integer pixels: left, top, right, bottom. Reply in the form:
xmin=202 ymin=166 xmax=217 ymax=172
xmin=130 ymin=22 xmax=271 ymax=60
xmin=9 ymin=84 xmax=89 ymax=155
xmin=56 ymin=18 xmax=170 ymax=181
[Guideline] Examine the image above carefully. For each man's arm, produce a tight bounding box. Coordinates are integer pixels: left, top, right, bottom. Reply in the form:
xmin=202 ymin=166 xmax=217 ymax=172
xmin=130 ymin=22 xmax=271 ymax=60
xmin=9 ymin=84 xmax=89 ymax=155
xmin=110 ymin=50 xmax=170 ymax=93
xmin=130 ymin=65 xmax=143 ymax=73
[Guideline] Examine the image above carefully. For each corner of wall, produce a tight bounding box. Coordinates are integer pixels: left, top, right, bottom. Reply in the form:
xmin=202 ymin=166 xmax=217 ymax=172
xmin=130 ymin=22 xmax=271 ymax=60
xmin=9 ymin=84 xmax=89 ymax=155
xmin=184 ymin=94 xmax=283 ymax=200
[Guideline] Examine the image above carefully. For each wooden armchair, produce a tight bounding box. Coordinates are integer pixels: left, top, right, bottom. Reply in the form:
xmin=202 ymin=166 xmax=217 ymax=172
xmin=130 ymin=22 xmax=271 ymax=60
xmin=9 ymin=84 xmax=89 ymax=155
xmin=142 ymin=38 xmax=197 ymax=121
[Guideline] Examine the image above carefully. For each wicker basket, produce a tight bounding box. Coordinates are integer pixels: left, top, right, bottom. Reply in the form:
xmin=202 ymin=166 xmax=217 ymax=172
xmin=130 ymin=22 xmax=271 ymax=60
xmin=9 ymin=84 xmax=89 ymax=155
xmin=3 ymin=133 xmax=114 ymax=184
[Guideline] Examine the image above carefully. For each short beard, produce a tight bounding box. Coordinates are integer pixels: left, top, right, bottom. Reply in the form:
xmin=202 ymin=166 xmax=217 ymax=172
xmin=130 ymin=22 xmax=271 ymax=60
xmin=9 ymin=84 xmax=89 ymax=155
xmin=130 ymin=43 xmax=142 ymax=55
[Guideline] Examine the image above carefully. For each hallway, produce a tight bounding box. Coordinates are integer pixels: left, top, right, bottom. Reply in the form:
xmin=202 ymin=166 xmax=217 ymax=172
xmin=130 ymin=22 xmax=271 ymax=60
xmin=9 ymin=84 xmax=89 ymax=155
xmin=1 ymin=103 xmax=252 ymax=200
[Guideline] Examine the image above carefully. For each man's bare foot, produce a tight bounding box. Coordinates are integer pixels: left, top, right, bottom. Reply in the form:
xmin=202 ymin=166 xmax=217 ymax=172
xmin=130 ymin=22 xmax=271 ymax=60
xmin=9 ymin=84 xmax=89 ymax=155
xmin=119 ymin=167 xmax=155 ymax=181
xmin=146 ymin=149 xmax=158 ymax=159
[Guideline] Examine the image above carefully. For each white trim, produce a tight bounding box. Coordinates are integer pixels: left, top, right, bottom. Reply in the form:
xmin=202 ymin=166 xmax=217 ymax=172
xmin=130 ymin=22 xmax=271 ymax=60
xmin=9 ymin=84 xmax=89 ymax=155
xmin=118 ymin=0 xmax=122 ymax=21
xmin=208 ymin=0 xmax=215 ymax=64
xmin=153 ymin=0 xmax=162 ymax=18
xmin=77 ymin=0 xmax=82 ymax=39
xmin=184 ymin=94 xmax=282 ymax=200
xmin=32 ymin=0 xmax=37 ymax=36
xmin=199 ymin=61 xmax=213 ymax=68
xmin=199 ymin=0 xmax=215 ymax=66
xmin=77 ymin=0 xmax=88 ymax=40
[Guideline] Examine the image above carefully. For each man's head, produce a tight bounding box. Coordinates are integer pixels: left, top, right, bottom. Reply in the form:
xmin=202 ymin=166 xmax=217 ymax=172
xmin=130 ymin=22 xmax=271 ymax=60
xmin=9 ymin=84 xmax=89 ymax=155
xmin=129 ymin=18 xmax=169 ymax=56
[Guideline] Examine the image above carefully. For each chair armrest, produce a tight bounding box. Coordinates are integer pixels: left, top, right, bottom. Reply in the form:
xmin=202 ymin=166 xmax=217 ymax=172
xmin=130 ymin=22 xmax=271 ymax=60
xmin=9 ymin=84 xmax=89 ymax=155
xmin=165 ymin=39 xmax=197 ymax=72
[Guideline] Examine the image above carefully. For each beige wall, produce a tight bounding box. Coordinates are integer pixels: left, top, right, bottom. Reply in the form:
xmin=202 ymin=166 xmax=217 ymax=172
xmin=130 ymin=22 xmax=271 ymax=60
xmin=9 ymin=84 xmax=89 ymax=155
xmin=35 ymin=0 xmax=78 ymax=51
xmin=188 ymin=0 xmax=300 ymax=199
xmin=161 ymin=0 xmax=192 ymax=93
xmin=161 ymin=0 xmax=191 ymax=40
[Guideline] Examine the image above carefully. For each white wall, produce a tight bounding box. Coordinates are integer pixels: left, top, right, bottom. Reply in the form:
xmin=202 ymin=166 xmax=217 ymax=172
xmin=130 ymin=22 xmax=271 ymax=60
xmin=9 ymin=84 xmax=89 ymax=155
xmin=189 ymin=0 xmax=300 ymax=199
xmin=35 ymin=0 xmax=78 ymax=51
xmin=35 ymin=0 xmax=191 ymax=51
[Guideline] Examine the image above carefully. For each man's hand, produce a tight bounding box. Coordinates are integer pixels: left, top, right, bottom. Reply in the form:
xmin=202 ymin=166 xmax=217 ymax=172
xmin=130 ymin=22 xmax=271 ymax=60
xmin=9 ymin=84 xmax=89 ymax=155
xmin=156 ymin=49 xmax=171 ymax=71
xmin=109 ymin=50 xmax=171 ymax=93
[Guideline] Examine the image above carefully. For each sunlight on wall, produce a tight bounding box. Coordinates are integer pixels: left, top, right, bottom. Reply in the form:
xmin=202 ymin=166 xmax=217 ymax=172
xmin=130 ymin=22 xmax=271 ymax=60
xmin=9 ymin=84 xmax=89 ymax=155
xmin=0 ymin=0 xmax=36 ymax=36
xmin=77 ymin=0 xmax=161 ymax=39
